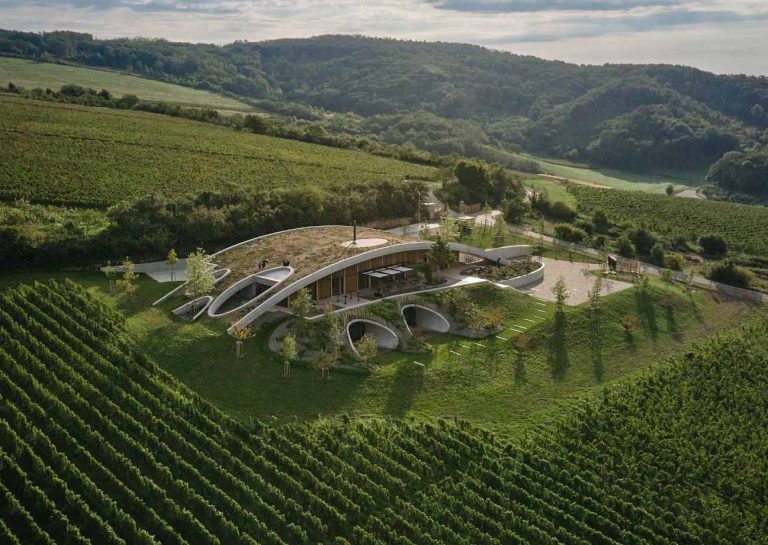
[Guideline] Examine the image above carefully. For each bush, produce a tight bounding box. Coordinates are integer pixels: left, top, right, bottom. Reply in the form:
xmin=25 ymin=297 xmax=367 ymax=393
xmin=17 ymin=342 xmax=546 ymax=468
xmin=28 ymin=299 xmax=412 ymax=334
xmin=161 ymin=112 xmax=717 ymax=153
xmin=698 ymin=234 xmax=728 ymax=257
xmin=706 ymin=259 xmax=752 ymax=288
xmin=631 ymin=227 xmax=658 ymax=255
xmin=592 ymin=234 xmax=607 ymax=249
xmin=547 ymin=201 xmax=576 ymax=222
xmin=574 ymin=220 xmax=594 ymax=235
xmin=592 ymin=209 xmax=609 ymax=230
xmin=650 ymin=242 xmax=665 ymax=265
xmin=615 ymin=235 xmax=636 ymax=257
xmin=554 ymin=223 xmax=587 ymax=243
xmin=666 ymin=253 xmax=685 ymax=270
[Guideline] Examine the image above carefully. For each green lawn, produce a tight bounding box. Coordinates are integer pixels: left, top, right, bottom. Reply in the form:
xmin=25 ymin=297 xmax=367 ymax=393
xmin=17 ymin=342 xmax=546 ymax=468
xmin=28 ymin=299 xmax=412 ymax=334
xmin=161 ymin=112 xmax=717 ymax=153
xmin=1 ymin=268 xmax=755 ymax=436
xmin=0 ymin=56 xmax=252 ymax=111
xmin=524 ymin=176 xmax=577 ymax=206
xmin=520 ymin=153 xmax=705 ymax=193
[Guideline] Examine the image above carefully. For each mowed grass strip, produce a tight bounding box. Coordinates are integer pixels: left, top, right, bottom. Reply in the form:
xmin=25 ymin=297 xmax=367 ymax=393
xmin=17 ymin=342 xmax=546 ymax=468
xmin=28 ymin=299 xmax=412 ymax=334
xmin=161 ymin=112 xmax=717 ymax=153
xmin=0 ymin=95 xmax=436 ymax=205
xmin=0 ymin=56 xmax=252 ymax=111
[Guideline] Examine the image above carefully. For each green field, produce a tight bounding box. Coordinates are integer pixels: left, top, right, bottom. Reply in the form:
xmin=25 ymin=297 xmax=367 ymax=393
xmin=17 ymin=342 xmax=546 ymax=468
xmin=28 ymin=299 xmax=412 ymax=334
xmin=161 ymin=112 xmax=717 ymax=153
xmin=2 ymin=268 xmax=751 ymax=435
xmin=0 ymin=95 xmax=436 ymax=205
xmin=522 ymin=153 xmax=705 ymax=193
xmin=0 ymin=56 xmax=253 ymax=111
xmin=1 ymin=279 xmax=765 ymax=544
xmin=571 ymin=185 xmax=768 ymax=255
xmin=523 ymin=176 xmax=577 ymax=206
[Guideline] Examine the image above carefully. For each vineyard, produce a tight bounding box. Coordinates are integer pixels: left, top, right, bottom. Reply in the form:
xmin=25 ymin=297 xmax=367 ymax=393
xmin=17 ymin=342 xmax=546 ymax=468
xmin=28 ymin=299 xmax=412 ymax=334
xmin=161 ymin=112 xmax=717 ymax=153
xmin=570 ymin=185 xmax=768 ymax=255
xmin=0 ymin=95 xmax=436 ymax=206
xmin=1 ymin=280 xmax=766 ymax=544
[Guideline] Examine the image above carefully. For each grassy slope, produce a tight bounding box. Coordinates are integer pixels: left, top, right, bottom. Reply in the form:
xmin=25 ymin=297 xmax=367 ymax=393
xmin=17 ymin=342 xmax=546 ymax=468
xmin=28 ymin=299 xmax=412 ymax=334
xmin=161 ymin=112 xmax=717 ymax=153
xmin=1 ymin=269 xmax=754 ymax=436
xmin=0 ymin=95 xmax=436 ymax=205
xmin=523 ymin=176 xmax=577 ymax=206
xmin=521 ymin=153 xmax=706 ymax=192
xmin=0 ymin=56 xmax=252 ymax=111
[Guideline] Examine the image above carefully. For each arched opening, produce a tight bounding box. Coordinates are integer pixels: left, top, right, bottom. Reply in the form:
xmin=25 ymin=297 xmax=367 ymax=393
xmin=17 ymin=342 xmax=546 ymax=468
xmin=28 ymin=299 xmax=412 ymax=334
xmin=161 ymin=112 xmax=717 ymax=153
xmin=346 ymin=319 xmax=399 ymax=356
xmin=209 ymin=267 xmax=292 ymax=318
xmin=172 ymin=296 xmax=213 ymax=321
xmin=400 ymin=304 xmax=450 ymax=335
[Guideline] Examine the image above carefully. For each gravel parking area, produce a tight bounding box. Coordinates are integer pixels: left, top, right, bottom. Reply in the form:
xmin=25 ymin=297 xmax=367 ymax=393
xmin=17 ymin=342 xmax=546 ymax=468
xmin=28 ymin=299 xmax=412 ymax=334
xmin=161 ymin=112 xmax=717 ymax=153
xmin=517 ymin=257 xmax=632 ymax=305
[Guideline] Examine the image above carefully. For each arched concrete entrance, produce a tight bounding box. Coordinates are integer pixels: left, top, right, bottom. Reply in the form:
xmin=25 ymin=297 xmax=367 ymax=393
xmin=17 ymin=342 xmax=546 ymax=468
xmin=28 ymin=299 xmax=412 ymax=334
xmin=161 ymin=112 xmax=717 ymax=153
xmin=172 ymin=296 xmax=213 ymax=321
xmin=400 ymin=304 xmax=450 ymax=335
xmin=346 ymin=319 xmax=399 ymax=356
xmin=208 ymin=266 xmax=293 ymax=318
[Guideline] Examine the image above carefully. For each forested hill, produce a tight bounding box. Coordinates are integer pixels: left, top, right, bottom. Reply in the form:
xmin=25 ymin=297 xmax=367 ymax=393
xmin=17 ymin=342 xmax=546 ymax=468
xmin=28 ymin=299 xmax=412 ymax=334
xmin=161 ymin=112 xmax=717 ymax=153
xmin=2 ymin=30 xmax=768 ymax=189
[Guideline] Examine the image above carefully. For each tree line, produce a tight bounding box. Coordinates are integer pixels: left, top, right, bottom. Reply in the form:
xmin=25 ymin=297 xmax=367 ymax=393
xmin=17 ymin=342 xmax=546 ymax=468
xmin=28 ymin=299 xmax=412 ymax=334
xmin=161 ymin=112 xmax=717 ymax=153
xmin=0 ymin=180 xmax=427 ymax=269
xmin=3 ymin=30 xmax=767 ymax=195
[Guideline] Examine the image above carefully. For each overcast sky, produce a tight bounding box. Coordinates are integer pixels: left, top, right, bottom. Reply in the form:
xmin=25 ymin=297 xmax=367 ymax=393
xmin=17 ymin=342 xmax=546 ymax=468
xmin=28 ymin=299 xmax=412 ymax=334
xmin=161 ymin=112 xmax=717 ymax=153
xmin=2 ymin=0 xmax=766 ymax=75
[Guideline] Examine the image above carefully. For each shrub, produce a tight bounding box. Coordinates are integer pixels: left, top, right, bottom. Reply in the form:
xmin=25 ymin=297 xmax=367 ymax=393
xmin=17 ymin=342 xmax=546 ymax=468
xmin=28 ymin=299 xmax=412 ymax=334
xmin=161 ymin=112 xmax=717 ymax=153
xmin=614 ymin=235 xmax=636 ymax=257
xmin=631 ymin=227 xmax=658 ymax=255
xmin=705 ymin=259 xmax=752 ymax=288
xmin=574 ymin=219 xmax=594 ymax=235
xmin=651 ymin=242 xmax=666 ymax=265
xmin=547 ymin=201 xmax=576 ymax=222
xmin=592 ymin=209 xmax=609 ymax=230
xmin=592 ymin=234 xmax=607 ymax=249
xmin=698 ymin=234 xmax=728 ymax=257
xmin=554 ymin=223 xmax=587 ymax=243
xmin=666 ymin=253 xmax=685 ymax=271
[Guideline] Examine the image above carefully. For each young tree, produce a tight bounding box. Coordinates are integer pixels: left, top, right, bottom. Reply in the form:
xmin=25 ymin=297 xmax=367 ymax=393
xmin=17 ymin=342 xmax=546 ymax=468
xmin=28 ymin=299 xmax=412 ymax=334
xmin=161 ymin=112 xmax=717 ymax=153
xmin=314 ymin=350 xmax=335 ymax=381
xmin=438 ymin=216 xmax=459 ymax=241
xmin=231 ymin=323 xmax=253 ymax=358
xmin=80 ymin=208 xmax=101 ymax=237
xmin=103 ymin=260 xmax=115 ymax=293
xmin=354 ymin=333 xmax=379 ymax=367
xmin=289 ymin=287 xmax=315 ymax=336
xmin=166 ymin=248 xmax=179 ymax=281
xmin=186 ymin=248 xmax=215 ymax=299
xmin=114 ymin=258 xmax=137 ymax=301
xmin=666 ymin=183 xmax=675 ymax=196
xmin=551 ymin=276 xmax=569 ymax=313
xmin=426 ymin=237 xmax=455 ymax=282
xmin=479 ymin=204 xmax=493 ymax=238
xmin=324 ymin=303 xmax=344 ymax=360
xmin=280 ymin=332 xmax=297 ymax=378
xmin=494 ymin=213 xmax=507 ymax=244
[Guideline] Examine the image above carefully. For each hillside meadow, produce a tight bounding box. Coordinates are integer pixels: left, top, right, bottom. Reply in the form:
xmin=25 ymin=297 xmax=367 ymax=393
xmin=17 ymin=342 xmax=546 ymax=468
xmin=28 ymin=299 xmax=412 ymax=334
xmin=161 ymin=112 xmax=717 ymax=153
xmin=0 ymin=56 xmax=252 ymax=111
xmin=0 ymin=94 xmax=437 ymax=206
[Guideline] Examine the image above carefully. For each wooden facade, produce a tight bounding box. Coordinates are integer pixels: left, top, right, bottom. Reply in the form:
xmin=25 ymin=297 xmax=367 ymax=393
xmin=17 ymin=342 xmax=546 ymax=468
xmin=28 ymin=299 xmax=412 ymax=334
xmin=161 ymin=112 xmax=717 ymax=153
xmin=300 ymin=249 xmax=430 ymax=301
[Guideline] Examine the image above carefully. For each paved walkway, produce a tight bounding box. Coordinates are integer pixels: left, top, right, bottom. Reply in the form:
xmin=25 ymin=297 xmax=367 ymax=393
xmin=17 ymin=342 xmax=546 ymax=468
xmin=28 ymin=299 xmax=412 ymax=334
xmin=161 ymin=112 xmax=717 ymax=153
xmin=101 ymin=260 xmax=186 ymax=283
xmin=517 ymin=257 xmax=632 ymax=305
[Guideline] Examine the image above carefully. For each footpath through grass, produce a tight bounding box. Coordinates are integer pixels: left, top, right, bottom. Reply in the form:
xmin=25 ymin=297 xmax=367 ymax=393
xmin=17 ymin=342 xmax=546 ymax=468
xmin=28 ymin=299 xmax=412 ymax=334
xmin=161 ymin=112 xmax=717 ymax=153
xmin=1 ymin=269 xmax=756 ymax=436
